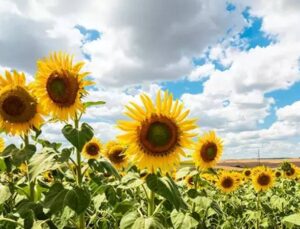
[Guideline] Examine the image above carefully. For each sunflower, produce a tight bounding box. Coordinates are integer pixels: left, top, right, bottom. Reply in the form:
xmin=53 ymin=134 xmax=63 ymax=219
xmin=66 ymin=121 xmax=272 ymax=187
xmin=193 ymin=131 xmax=223 ymax=169
xmin=18 ymin=163 xmax=28 ymax=175
xmin=42 ymin=171 xmax=54 ymax=183
xmin=184 ymin=174 xmax=195 ymax=188
xmin=104 ymin=141 xmax=128 ymax=170
xmin=33 ymin=52 xmax=93 ymax=121
xmin=243 ymin=169 xmax=252 ymax=179
xmin=284 ymin=163 xmax=298 ymax=179
xmin=217 ymin=171 xmax=239 ymax=193
xmin=82 ymin=138 xmax=102 ymax=160
xmin=0 ymin=71 xmax=44 ymax=135
xmin=0 ymin=137 xmax=5 ymax=152
xmin=275 ymin=170 xmax=282 ymax=178
xmin=252 ymin=166 xmax=274 ymax=192
xmin=117 ymin=91 xmax=197 ymax=173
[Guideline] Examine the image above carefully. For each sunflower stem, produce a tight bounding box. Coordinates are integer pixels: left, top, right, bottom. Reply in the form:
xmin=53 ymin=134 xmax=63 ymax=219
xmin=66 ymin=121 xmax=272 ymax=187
xmin=192 ymin=172 xmax=199 ymax=212
xmin=256 ymin=192 xmax=261 ymax=229
xmin=24 ymin=135 xmax=35 ymax=202
xmin=148 ymin=189 xmax=155 ymax=216
xmin=74 ymin=114 xmax=85 ymax=229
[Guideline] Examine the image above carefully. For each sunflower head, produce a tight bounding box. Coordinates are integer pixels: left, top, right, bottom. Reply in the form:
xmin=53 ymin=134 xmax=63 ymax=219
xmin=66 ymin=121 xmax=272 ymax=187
xmin=192 ymin=131 xmax=223 ymax=169
xmin=284 ymin=163 xmax=298 ymax=179
xmin=33 ymin=52 xmax=93 ymax=121
xmin=0 ymin=71 xmax=44 ymax=135
xmin=117 ymin=90 xmax=197 ymax=173
xmin=275 ymin=170 xmax=282 ymax=178
xmin=217 ymin=171 xmax=239 ymax=193
xmin=184 ymin=174 xmax=195 ymax=188
xmin=18 ymin=163 xmax=28 ymax=175
xmin=252 ymin=166 xmax=274 ymax=192
xmin=243 ymin=169 xmax=251 ymax=178
xmin=42 ymin=171 xmax=54 ymax=183
xmin=104 ymin=141 xmax=128 ymax=170
xmin=0 ymin=137 xmax=5 ymax=152
xmin=82 ymin=138 xmax=102 ymax=160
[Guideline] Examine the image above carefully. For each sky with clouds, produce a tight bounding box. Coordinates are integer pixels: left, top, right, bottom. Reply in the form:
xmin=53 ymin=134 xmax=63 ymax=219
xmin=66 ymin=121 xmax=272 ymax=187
xmin=0 ymin=0 xmax=300 ymax=159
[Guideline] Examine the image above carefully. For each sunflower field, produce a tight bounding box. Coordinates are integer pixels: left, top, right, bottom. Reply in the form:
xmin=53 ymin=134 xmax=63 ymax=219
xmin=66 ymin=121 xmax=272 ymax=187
xmin=0 ymin=52 xmax=300 ymax=229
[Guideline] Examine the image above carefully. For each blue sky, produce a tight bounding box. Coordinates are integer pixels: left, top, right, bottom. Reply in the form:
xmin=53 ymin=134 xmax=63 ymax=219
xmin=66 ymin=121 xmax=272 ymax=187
xmin=1 ymin=0 xmax=300 ymax=159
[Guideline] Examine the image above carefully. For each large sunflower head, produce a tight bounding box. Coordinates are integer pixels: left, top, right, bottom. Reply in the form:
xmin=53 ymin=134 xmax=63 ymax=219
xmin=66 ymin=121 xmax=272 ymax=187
xmin=0 ymin=137 xmax=5 ymax=152
xmin=117 ymin=90 xmax=197 ymax=173
xmin=104 ymin=141 xmax=128 ymax=170
xmin=252 ymin=166 xmax=274 ymax=192
xmin=217 ymin=171 xmax=239 ymax=193
xmin=33 ymin=52 xmax=93 ymax=121
xmin=192 ymin=131 xmax=223 ymax=169
xmin=82 ymin=138 xmax=102 ymax=160
xmin=0 ymin=71 xmax=44 ymax=135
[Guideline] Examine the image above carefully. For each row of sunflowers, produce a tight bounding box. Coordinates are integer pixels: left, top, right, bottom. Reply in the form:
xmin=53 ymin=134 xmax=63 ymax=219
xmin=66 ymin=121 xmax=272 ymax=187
xmin=0 ymin=52 xmax=299 ymax=228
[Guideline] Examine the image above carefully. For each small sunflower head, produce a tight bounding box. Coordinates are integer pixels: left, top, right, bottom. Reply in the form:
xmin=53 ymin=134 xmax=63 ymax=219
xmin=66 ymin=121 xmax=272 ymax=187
xmin=193 ymin=131 xmax=223 ymax=169
xmin=217 ymin=171 xmax=239 ymax=193
xmin=104 ymin=141 xmax=128 ymax=170
xmin=184 ymin=174 xmax=195 ymax=188
xmin=243 ymin=169 xmax=252 ymax=178
xmin=275 ymin=170 xmax=282 ymax=178
xmin=252 ymin=166 xmax=274 ymax=192
xmin=82 ymin=138 xmax=102 ymax=160
xmin=42 ymin=171 xmax=54 ymax=183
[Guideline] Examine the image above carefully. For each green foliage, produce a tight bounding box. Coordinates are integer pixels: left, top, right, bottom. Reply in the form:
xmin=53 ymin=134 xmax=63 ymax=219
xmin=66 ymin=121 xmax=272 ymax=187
xmin=62 ymin=122 xmax=94 ymax=151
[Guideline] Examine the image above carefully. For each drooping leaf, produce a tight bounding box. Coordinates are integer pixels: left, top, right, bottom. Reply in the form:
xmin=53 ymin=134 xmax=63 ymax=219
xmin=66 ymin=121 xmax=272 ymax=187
xmin=146 ymin=174 xmax=187 ymax=210
xmin=62 ymin=123 xmax=93 ymax=151
xmin=65 ymin=187 xmax=91 ymax=214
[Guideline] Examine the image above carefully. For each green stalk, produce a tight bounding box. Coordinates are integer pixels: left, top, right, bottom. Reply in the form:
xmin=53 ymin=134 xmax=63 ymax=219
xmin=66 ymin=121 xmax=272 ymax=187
xmin=148 ymin=189 xmax=155 ymax=216
xmin=147 ymin=168 xmax=155 ymax=216
xmin=24 ymin=135 xmax=35 ymax=202
xmin=256 ymin=192 xmax=261 ymax=229
xmin=74 ymin=114 xmax=85 ymax=229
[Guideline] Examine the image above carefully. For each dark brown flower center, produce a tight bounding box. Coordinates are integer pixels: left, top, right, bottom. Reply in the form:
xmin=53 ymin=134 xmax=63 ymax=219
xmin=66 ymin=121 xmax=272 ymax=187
xmin=0 ymin=87 xmax=37 ymax=123
xmin=86 ymin=143 xmax=100 ymax=156
xmin=200 ymin=142 xmax=217 ymax=162
xmin=221 ymin=177 xmax=233 ymax=188
xmin=139 ymin=115 xmax=178 ymax=156
xmin=188 ymin=176 xmax=194 ymax=185
xmin=245 ymin=170 xmax=251 ymax=176
xmin=46 ymin=70 xmax=79 ymax=107
xmin=275 ymin=171 xmax=281 ymax=177
xmin=108 ymin=149 xmax=125 ymax=164
xmin=286 ymin=168 xmax=295 ymax=176
xmin=257 ymin=174 xmax=270 ymax=186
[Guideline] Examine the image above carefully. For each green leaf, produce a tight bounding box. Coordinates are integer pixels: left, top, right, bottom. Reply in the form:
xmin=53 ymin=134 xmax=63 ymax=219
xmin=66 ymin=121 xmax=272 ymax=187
xmin=65 ymin=187 xmax=91 ymax=214
xmin=11 ymin=144 xmax=36 ymax=166
xmin=29 ymin=148 xmax=58 ymax=181
xmin=0 ymin=144 xmax=18 ymax=157
xmin=43 ymin=183 xmax=68 ymax=214
xmin=0 ymin=158 xmax=6 ymax=172
xmin=132 ymin=217 xmax=165 ymax=229
xmin=146 ymin=174 xmax=187 ymax=210
xmin=62 ymin=123 xmax=94 ymax=151
xmin=0 ymin=184 xmax=11 ymax=205
xmin=120 ymin=211 xmax=139 ymax=229
xmin=282 ymin=213 xmax=300 ymax=226
xmin=171 ymin=211 xmax=198 ymax=229
xmin=59 ymin=148 xmax=72 ymax=162
xmin=83 ymin=101 xmax=106 ymax=108
xmin=113 ymin=200 xmax=133 ymax=214
xmin=89 ymin=159 xmax=121 ymax=179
